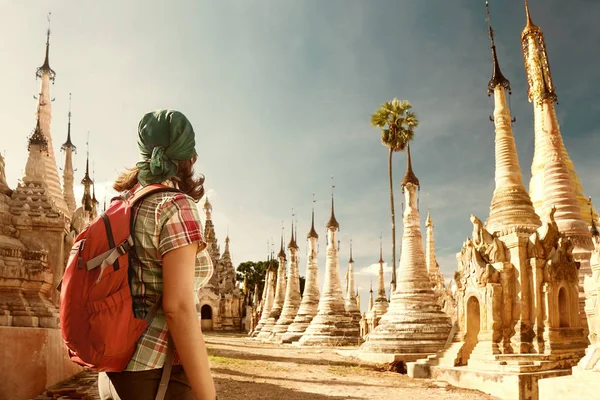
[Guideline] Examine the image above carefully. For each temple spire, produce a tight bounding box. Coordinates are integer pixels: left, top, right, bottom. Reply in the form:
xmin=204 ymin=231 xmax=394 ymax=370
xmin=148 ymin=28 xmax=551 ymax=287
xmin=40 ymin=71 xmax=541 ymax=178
xmin=61 ymin=93 xmax=76 ymax=151
xmin=401 ymin=144 xmax=419 ymax=188
xmin=81 ymin=132 xmax=94 ymax=212
xmin=327 ymin=176 xmax=339 ymax=229
xmin=288 ymin=210 xmax=299 ymax=249
xmin=486 ymin=2 xmax=511 ymax=95
xmin=36 ymin=13 xmax=56 ymax=82
xmin=349 ymin=239 xmax=354 ymax=264
xmin=278 ymin=223 xmax=286 ymax=259
xmin=485 ymin=2 xmax=541 ymax=233
xmin=61 ymin=94 xmax=76 ymax=214
xmin=307 ymin=193 xmax=319 ymax=239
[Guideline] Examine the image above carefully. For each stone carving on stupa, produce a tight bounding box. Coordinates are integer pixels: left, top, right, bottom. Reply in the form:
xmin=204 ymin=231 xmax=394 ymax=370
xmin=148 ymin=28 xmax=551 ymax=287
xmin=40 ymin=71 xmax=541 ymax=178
xmin=360 ymin=145 xmax=451 ymax=360
xmin=270 ymin=220 xmax=302 ymax=341
xmin=344 ymin=242 xmax=362 ymax=327
xmin=521 ymin=0 xmax=595 ymax=325
xmin=408 ymin=6 xmax=589 ymax=399
xmin=256 ymin=233 xmax=288 ymax=339
xmin=282 ymin=203 xmax=321 ymax=343
xmin=538 ymin=211 xmax=600 ymax=399
xmin=299 ymin=188 xmax=361 ymax=346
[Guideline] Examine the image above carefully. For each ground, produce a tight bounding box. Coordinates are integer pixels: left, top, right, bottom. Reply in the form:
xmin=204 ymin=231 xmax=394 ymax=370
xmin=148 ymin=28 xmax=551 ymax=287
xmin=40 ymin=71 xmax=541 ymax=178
xmin=35 ymin=333 xmax=497 ymax=399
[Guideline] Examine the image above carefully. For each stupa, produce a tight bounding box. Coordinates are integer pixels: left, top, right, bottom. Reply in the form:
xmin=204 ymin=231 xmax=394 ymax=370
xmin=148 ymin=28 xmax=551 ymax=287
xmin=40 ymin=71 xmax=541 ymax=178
xmin=251 ymin=256 xmax=276 ymax=337
xmin=359 ymin=145 xmax=451 ymax=362
xmin=522 ymin=0 xmax=595 ymax=326
xmin=408 ymin=5 xmax=588 ymax=399
xmin=282 ymin=203 xmax=321 ymax=343
xmin=344 ymin=242 xmax=362 ymax=326
xmin=256 ymin=236 xmax=287 ymax=339
xmin=299 ymin=188 xmax=361 ymax=346
xmin=270 ymin=221 xmax=302 ymax=341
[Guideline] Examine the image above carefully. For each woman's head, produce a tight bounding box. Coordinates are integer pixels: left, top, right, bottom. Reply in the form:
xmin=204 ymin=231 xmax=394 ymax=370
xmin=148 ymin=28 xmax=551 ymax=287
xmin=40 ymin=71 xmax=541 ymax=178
xmin=113 ymin=109 xmax=205 ymax=201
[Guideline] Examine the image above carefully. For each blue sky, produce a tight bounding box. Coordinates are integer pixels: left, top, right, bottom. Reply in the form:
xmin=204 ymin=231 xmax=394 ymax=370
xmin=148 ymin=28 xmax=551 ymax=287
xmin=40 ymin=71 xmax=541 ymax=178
xmin=1 ymin=0 xmax=599 ymax=312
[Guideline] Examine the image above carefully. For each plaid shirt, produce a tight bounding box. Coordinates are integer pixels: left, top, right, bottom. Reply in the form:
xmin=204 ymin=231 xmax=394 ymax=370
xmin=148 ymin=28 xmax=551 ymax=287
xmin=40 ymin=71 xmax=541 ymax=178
xmin=125 ymin=190 xmax=214 ymax=371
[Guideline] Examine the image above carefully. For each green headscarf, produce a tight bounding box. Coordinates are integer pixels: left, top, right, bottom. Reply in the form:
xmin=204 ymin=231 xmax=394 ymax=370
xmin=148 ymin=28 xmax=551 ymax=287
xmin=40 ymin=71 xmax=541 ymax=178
xmin=136 ymin=109 xmax=196 ymax=186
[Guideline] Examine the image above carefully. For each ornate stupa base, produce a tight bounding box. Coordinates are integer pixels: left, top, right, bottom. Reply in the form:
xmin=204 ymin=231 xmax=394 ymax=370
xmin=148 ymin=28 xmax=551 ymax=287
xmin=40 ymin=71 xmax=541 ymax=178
xmin=298 ymin=312 xmax=361 ymax=347
xmin=359 ymin=287 xmax=451 ymax=358
xmin=269 ymin=311 xmax=299 ymax=342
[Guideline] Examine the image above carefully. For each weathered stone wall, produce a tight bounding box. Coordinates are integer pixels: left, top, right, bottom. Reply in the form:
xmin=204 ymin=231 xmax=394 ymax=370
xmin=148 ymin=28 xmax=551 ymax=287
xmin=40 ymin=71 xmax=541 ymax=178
xmin=0 ymin=326 xmax=82 ymax=400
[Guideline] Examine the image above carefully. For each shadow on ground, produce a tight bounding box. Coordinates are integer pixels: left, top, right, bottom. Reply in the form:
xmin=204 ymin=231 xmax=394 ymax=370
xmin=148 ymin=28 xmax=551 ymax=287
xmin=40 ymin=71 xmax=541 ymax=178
xmin=214 ymin=376 xmax=360 ymax=400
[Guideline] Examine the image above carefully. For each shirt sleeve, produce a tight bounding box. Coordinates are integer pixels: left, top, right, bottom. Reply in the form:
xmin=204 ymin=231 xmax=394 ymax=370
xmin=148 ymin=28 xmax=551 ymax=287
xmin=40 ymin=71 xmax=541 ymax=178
xmin=158 ymin=193 xmax=207 ymax=257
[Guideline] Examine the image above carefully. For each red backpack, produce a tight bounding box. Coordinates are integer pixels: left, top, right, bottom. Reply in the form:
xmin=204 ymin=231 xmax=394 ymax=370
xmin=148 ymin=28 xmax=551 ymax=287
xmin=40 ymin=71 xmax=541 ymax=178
xmin=59 ymin=184 xmax=177 ymax=373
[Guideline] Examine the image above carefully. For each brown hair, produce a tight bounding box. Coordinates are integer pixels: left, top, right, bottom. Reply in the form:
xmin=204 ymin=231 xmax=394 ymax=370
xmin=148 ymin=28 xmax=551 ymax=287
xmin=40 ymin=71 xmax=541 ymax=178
xmin=113 ymin=159 xmax=205 ymax=201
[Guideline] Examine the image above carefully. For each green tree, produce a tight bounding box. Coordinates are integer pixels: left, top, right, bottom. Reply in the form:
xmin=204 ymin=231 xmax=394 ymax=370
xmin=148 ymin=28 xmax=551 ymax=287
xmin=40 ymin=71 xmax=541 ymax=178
xmin=236 ymin=259 xmax=278 ymax=299
xmin=370 ymin=98 xmax=419 ymax=291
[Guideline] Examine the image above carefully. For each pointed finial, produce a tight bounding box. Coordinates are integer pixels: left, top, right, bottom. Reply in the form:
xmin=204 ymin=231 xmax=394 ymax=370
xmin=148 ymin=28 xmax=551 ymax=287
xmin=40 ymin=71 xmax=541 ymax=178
xmin=525 ymin=0 xmax=534 ymax=27
xmin=370 ymin=280 xmax=373 ymax=293
xmin=349 ymin=239 xmax=354 ymax=263
xmin=401 ymin=143 xmax=420 ymax=188
xmin=486 ymin=2 xmax=511 ymax=96
xmin=426 ymin=208 xmax=433 ymax=227
xmin=327 ymin=175 xmax=340 ymax=229
xmin=278 ymin=222 xmax=286 ymax=259
xmin=81 ymin=132 xmax=92 ymax=185
xmin=92 ymin=161 xmax=98 ymax=203
xmin=288 ymin=208 xmax=299 ymax=249
xmin=521 ymin=0 xmax=541 ymax=39
xmin=61 ymin=93 xmax=76 ymax=151
xmin=379 ymin=233 xmax=384 ymax=264
xmin=37 ymin=12 xmax=56 ymax=81
xmin=307 ymin=193 xmax=319 ymax=239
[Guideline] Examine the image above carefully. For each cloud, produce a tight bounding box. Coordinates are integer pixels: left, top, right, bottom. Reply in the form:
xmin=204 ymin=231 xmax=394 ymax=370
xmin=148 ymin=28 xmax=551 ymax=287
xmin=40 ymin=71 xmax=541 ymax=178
xmin=355 ymin=262 xmax=392 ymax=277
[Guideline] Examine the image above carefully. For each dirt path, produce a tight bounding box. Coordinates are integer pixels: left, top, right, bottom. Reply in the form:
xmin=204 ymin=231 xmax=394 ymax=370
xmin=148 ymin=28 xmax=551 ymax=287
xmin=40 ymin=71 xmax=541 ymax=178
xmin=35 ymin=333 xmax=497 ymax=399
xmin=208 ymin=333 xmax=496 ymax=400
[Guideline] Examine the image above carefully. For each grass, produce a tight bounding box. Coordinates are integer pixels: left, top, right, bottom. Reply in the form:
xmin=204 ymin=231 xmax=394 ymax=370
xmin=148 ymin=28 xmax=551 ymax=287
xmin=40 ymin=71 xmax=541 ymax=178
xmin=327 ymin=365 xmax=365 ymax=376
xmin=208 ymin=355 xmax=250 ymax=366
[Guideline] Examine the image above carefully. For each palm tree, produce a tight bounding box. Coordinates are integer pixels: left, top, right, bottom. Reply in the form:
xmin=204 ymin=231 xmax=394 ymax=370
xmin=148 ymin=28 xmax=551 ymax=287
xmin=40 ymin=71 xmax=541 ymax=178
xmin=370 ymin=98 xmax=419 ymax=292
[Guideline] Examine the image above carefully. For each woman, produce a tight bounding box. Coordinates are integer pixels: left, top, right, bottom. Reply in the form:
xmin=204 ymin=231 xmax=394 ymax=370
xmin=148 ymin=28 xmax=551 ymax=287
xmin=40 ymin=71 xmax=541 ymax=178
xmin=98 ymin=109 xmax=217 ymax=400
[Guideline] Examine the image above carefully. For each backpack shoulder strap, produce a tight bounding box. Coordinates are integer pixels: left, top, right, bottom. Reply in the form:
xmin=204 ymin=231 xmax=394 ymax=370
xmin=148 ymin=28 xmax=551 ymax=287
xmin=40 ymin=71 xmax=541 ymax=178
xmin=129 ymin=184 xmax=181 ymax=206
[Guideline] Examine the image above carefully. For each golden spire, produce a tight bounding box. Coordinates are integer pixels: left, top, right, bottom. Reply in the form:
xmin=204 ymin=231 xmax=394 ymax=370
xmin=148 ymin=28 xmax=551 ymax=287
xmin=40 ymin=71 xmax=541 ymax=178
xmin=522 ymin=0 xmax=539 ymax=36
xmin=520 ymin=0 xmax=557 ymax=103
